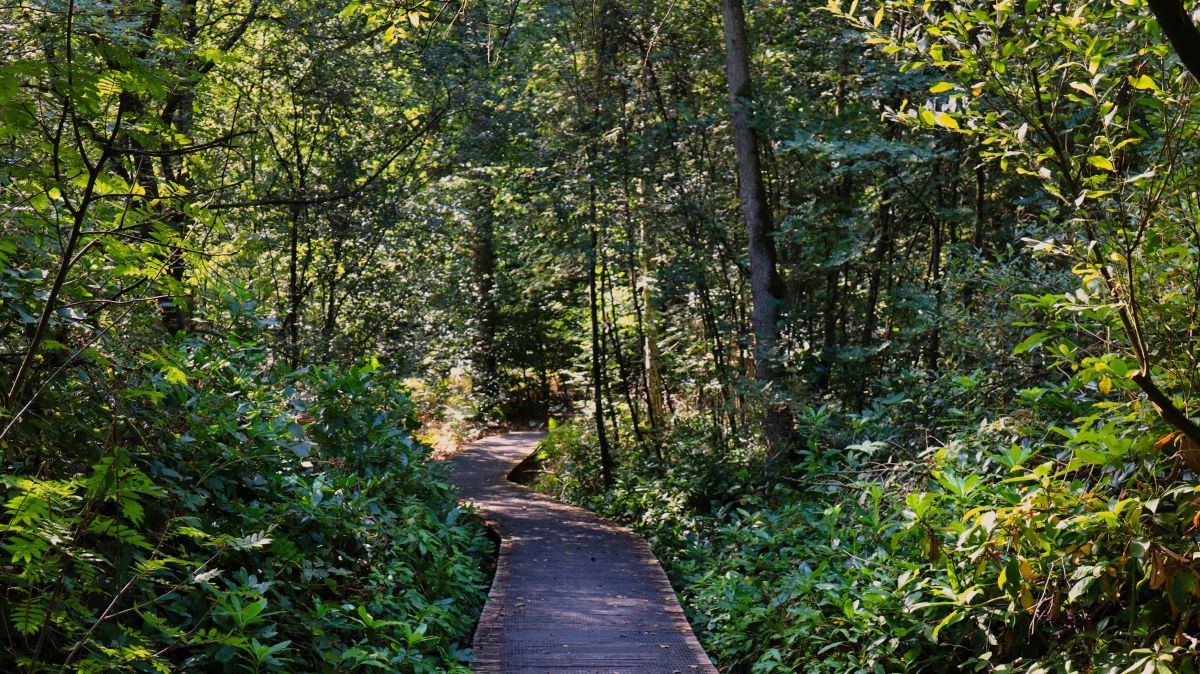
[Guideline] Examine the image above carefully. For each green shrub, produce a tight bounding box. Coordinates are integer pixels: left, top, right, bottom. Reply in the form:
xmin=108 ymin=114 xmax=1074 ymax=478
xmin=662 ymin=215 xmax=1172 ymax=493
xmin=0 ymin=294 xmax=488 ymax=674
xmin=535 ymin=380 xmax=1200 ymax=674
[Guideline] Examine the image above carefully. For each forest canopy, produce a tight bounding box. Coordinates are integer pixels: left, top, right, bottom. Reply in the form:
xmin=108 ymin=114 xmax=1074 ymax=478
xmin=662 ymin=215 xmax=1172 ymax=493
xmin=5 ymin=0 xmax=1200 ymax=672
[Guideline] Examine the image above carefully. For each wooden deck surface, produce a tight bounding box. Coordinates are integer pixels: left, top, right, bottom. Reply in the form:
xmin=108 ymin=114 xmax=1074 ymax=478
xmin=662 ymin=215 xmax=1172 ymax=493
xmin=446 ymin=431 xmax=720 ymax=674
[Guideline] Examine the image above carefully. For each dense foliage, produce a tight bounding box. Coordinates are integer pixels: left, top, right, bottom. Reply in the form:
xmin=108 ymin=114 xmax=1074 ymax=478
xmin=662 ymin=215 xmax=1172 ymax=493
xmin=511 ymin=1 xmax=1200 ymax=673
xmin=9 ymin=0 xmax=1200 ymax=671
xmin=0 ymin=0 xmax=492 ymax=670
xmin=1 ymin=298 xmax=488 ymax=672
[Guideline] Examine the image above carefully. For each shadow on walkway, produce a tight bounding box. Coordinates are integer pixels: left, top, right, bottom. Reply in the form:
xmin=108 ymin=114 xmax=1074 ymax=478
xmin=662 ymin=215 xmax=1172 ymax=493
xmin=446 ymin=431 xmax=719 ymax=674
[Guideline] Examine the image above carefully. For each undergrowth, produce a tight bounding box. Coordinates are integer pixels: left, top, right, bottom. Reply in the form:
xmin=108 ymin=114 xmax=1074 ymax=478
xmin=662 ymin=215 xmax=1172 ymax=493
xmin=533 ymin=369 xmax=1200 ymax=674
xmin=0 ymin=292 xmax=489 ymax=674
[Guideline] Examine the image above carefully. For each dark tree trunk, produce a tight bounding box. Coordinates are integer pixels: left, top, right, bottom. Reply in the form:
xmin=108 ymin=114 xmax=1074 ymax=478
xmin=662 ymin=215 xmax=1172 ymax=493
xmin=719 ymin=0 xmax=792 ymax=452
xmin=320 ymin=235 xmax=345 ymax=358
xmin=925 ymin=190 xmax=944 ymax=370
xmin=862 ymin=196 xmax=892 ymax=347
xmin=286 ymin=204 xmax=301 ymax=368
xmin=1146 ymin=1 xmax=1200 ymax=83
xmin=973 ymin=159 xmax=988 ymax=251
xmin=159 ymin=87 xmax=195 ymax=335
xmin=589 ymin=219 xmax=615 ymax=488
xmin=816 ymin=267 xmax=839 ymax=392
xmin=158 ymin=0 xmax=199 ymax=334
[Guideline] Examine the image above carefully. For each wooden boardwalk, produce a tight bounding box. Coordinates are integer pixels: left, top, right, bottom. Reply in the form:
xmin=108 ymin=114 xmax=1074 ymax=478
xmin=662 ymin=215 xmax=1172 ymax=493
xmin=447 ymin=431 xmax=719 ymax=674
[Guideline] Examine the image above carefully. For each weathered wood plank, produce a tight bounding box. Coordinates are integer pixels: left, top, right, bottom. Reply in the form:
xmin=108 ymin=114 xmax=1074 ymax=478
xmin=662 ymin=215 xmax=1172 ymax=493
xmin=447 ymin=431 xmax=719 ymax=674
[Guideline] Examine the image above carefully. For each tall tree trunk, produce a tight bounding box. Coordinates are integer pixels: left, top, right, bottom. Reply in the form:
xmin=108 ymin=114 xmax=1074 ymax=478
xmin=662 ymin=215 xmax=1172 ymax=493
xmin=462 ymin=4 xmax=502 ymax=418
xmin=470 ymin=181 xmax=500 ymax=416
xmin=158 ymin=0 xmax=199 ymax=334
xmin=925 ymin=191 xmax=944 ymax=370
xmin=856 ymin=185 xmax=893 ymax=409
xmin=1146 ymin=1 xmax=1200 ymax=83
xmin=595 ymin=240 xmax=622 ymax=449
xmin=719 ymin=0 xmax=792 ymax=452
xmin=586 ymin=0 xmax=619 ymax=485
xmin=320 ymin=235 xmax=344 ymax=357
xmin=589 ymin=217 xmax=615 ymax=488
xmin=816 ymin=267 xmax=839 ymax=392
xmin=602 ymin=254 xmax=643 ymax=444
xmin=286 ymin=203 xmax=302 ymax=369
xmin=637 ymin=211 xmax=665 ymax=432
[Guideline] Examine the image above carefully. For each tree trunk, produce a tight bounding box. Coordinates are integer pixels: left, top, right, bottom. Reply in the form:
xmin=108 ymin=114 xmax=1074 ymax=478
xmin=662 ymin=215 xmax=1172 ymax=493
xmin=589 ymin=218 xmax=615 ymax=488
xmin=286 ymin=204 xmax=301 ymax=369
xmin=637 ymin=211 xmax=665 ymax=432
xmin=158 ymin=0 xmax=199 ymax=334
xmin=720 ymin=0 xmax=792 ymax=452
xmin=602 ymin=253 xmax=643 ymax=444
xmin=470 ymin=181 xmax=500 ymax=416
xmin=816 ymin=267 xmax=839 ymax=392
xmin=1146 ymin=1 xmax=1200 ymax=83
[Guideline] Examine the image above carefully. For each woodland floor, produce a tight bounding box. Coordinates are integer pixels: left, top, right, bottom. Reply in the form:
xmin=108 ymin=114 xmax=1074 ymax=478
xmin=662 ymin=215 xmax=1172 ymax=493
xmin=446 ymin=432 xmax=719 ymax=674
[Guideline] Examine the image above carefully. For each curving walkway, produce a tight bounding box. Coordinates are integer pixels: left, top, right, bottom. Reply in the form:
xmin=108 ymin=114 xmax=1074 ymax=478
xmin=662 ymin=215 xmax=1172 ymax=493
xmin=447 ymin=431 xmax=719 ymax=674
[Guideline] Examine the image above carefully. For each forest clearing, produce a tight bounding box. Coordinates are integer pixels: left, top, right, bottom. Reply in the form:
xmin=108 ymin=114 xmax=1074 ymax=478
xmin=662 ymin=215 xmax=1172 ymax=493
xmin=5 ymin=0 xmax=1200 ymax=672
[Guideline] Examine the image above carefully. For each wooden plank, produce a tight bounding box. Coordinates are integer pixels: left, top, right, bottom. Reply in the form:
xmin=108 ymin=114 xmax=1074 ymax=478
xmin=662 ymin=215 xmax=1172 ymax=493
xmin=447 ymin=432 xmax=720 ymax=674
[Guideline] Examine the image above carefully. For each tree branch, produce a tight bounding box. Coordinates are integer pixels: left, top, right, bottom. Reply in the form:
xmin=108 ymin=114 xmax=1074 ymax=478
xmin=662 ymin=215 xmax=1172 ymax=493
xmin=1132 ymin=372 xmax=1200 ymax=450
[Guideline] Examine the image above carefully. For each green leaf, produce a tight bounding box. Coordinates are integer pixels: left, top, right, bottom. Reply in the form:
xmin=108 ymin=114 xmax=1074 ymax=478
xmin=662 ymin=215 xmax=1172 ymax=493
xmin=1069 ymin=81 xmax=1095 ymax=97
xmin=934 ymin=112 xmax=960 ymax=129
xmin=931 ymin=609 xmax=961 ymax=642
xmin=1068 ymin=575 xmax=1095 ymax=603
xmin=1074 ymin=447 xmax=1110 ymax=465
xmin=1128 ymin=74 xmax=1158 ymax=91
xmin=164 ymin=366 xmax=188 ymax=385
xmin=1087 ymin=156 xmax=1115 ymax=171
xmin=11 ymin=600 xmax=46 ymax=636
xmin=1013 ymin=331 xmax=1050 ymax=354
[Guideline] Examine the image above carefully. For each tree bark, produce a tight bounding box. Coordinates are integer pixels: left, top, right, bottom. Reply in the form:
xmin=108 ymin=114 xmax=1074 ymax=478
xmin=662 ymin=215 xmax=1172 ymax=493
xmin=637 ymin=209 xmax=665 ymax=432
xmin=1146 ymin=0 xmax=1200 ymax=83
xmin=589 ymin=218 xmax=615 ymax=488
xmin=470 ymin=181 xmax=500 ymax=415
xmin=286 ymin=203 xmax=302 ymax=368
xmin=719 ymin=0 xmax=792 ymax=452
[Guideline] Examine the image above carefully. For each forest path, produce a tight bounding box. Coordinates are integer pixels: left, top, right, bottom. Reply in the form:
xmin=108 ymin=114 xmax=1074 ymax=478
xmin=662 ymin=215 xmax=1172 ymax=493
xmin=446 ymin=431 xmax=719 ymax=674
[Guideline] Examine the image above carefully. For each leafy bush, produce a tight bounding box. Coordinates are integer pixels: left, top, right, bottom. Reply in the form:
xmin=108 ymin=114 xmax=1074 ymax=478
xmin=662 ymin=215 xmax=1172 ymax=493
xmin=0 ymin=294 xmax=488 ymax=674
xmin=535 ymin=373 xmax=1200 ymax=674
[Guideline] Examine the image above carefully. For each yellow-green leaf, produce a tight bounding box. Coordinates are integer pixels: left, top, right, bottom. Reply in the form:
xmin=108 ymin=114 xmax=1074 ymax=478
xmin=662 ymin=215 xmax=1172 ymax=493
xmin=1087 ymin=156 xmax=1114 ymax=171
xmin=929 ymin=82 xmax=955 ymax=94
xmin=934 ymin=112 xmax=960 ymax=129
xmin=1069 ymin=82 xmax=1095 ymax=97
xmin=1128 ymin=74 xmax=1158 ymax=91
